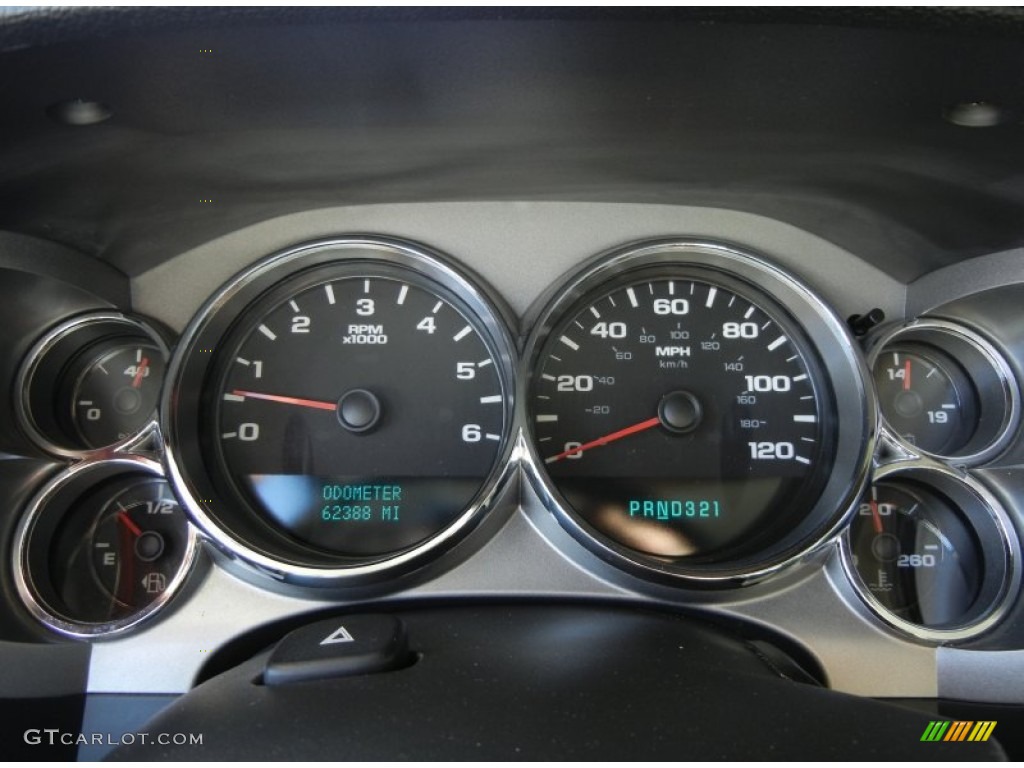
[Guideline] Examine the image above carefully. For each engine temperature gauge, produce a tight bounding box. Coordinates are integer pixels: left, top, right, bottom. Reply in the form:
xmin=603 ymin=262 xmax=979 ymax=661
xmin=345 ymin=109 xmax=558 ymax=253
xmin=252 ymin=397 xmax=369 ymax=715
xmin=843 ymin=465 xmax=1019 ymax=641
xmin=848 ymin=481 xmax=981 ymax=627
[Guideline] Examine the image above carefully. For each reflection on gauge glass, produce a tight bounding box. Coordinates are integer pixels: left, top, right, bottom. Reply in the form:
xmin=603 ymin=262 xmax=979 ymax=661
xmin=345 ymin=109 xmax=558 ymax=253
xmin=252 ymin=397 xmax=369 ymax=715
xmin=869 ymin=320 xmax=1019 ymax=465
xmin=14 ymin=459 xmax=198 ymax=637
xmin=849 ymin=482 xmax=981 ymax=627
xmin=16 ymin=312 xmax=170 ymax=456
xmin=843 ymin=466 xmax=1019 ymax=640
xmin=525 ymin=240 xmax=873 ymax=583
xmin=164 ymin=238 xmax=516 ymax=584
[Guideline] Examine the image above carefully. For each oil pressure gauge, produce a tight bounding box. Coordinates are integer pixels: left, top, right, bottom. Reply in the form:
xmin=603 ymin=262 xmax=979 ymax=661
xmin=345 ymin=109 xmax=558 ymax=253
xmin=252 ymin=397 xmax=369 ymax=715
xmin=16 ymin=312 xmax=171 ymax=457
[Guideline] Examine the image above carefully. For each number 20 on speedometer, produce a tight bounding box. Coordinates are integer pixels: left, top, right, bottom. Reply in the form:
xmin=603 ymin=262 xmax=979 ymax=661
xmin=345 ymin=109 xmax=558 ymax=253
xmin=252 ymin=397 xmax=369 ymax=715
xmin=526 ymin=241 xmax=872 ymax=583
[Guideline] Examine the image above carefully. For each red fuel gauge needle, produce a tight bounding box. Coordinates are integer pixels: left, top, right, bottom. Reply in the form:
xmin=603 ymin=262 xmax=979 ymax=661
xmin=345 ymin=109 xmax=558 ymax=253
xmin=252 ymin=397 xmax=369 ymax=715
xmin=545 ymin=416 xmax=661 ymax=464
xmin=132 ymin=358 xmax=149 ymax=389
xmin=118 ymin=510 xmax=143 ymax=537
xmin=231 ymin=389 xmax=337 ymax=411
xmin=903 ymin=360 xmax=911 ymax=391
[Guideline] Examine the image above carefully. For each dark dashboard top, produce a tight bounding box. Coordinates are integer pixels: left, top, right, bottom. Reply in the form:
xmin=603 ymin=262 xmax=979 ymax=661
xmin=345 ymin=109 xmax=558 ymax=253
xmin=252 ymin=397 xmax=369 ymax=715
xmin=2 ymin=7 xmax=1024 ymax=278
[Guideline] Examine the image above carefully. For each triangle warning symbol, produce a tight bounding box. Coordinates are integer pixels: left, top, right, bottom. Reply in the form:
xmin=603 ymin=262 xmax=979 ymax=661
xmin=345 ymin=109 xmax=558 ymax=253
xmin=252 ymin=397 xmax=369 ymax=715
xmin=320 ymin=625 xmax=355 ymax=645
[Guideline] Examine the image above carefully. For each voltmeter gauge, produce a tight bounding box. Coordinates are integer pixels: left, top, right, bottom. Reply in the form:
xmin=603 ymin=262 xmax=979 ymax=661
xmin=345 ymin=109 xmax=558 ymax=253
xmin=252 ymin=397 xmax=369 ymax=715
xmin=868 ymin=320 xmax=1019 ymax=465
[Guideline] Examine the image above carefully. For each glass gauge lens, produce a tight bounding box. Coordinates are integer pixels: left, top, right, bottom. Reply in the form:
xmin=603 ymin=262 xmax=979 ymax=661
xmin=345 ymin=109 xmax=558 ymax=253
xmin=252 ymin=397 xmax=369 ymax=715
xmin=531 ymin=274 xmax=835 ymax=561
xmin=848 ymin=482 xmax=983 ymax=628
xmin=212 ymin=272 xmax=508 ymax=556
xmin=71 ymin=342 xmax=166 ymax=448
xmin=28 ymin=474 xmax=195 ymax=630
xmin=872 ymin=345 xmax=978 ymax=455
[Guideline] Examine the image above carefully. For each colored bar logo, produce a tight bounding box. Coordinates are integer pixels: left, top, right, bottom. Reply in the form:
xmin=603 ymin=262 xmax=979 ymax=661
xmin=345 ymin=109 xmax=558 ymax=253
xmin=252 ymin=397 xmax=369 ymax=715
xmin=921 ymin=721 xmax=997 ymax=742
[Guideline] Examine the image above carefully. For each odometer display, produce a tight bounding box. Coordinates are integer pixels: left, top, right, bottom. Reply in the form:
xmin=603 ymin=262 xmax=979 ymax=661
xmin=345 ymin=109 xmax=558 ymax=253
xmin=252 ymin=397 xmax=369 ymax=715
xmin=166 ymin=239 xmax=519 ymax=584
xmin=213 ymin=273 xmax=507 ymax=556
xmin=531 ymin=268 xmax=838 ymax=564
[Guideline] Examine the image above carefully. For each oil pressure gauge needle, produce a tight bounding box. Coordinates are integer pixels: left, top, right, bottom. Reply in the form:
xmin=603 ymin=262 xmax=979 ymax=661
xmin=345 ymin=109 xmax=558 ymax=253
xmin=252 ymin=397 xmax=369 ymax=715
xmin=132 ymin=357 xmax=150 ymax=389
xmin=230 ymin=389 xmax=337 ymax=412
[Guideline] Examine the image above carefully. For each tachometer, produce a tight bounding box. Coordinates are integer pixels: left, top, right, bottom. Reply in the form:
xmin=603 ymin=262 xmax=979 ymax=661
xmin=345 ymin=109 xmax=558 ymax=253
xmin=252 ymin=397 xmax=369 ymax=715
xmin=163 ymin=238 xmax=516 ymax=586
xmin=524 ymin=240 xmax=874 ymax=584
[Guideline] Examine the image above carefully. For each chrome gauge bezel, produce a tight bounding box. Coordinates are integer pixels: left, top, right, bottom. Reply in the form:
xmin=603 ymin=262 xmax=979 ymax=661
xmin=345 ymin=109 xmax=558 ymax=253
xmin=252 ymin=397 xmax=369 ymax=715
xmin=161 ymin=236 xmax=519 ymax=588
xmin=839 ymin=460 xmax=1021 ymax=643
xmin=15 ymin=311 xmax=172 ymax=459
xmin=11 ymin=455 xmax=201 ymax=640
xmin=866 ymin=319 xmax=1020 ymax=467
xmin=520 ymin=239 xmax=877 ymax=587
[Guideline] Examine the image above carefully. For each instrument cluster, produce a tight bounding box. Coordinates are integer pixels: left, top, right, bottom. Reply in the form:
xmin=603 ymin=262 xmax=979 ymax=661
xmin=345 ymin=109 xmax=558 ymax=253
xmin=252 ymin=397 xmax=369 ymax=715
xmin=9 ymin=234 xmax=1023 ymax=646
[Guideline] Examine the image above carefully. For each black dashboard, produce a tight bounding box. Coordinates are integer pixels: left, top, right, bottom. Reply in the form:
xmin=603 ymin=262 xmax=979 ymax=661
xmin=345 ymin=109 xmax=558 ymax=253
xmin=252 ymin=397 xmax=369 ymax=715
xmin=2 ymin=7 xmax=1024 ymax=761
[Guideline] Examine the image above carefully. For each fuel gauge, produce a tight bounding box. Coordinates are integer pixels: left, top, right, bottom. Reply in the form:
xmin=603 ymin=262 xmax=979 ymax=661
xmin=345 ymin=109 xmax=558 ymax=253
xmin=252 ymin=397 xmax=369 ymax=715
xmin=13 ymin=457 xmax=199 ymax=638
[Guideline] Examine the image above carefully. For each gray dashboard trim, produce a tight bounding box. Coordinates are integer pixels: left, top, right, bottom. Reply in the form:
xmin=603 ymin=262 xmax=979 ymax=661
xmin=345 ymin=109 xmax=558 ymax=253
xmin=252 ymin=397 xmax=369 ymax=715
xmin=133 ymin=202 xmax=906 ymax=331
xmin=79 ymin=202 xmax=1024 ymax=703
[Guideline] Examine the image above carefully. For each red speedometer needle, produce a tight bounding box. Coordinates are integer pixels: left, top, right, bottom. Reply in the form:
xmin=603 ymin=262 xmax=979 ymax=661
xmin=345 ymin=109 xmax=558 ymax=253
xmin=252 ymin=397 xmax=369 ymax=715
xmin=903 ymin=360 xmax=911 ymax=391
xmin=231 ymin=390 xmax=337 ymax=411
xmin=545 ymin=416 xmax=661 ymax=464
xmin=118 ymin=511 xmax=143 ymax=538
xmin=132 ymin=358 xmax=149 ymax=389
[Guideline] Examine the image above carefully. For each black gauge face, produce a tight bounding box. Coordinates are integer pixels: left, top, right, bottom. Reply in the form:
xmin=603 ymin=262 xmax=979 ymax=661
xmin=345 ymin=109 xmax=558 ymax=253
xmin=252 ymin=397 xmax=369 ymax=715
xmin=39 ymin=477 xmax=193 ymax=627
xmin=211 ymin=272 xmax=508 ymax=557
xmin=848 ymin=482 xmax=983 ymax=628
xmin=71 ymin=342 xmax=166 ymax=448
xmin=873 ymin=345 xmax=978 ymax=455
xmin=531 ymin=273 xmax=835 ymax=562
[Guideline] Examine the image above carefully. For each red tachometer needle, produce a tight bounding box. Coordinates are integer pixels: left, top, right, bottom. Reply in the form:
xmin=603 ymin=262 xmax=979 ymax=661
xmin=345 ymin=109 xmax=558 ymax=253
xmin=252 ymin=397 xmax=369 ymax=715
xmin=869 ymin=499 xmax=883 ymax=535
xmin=903 ymin=360 xmax=911 ymax=391
xmin=118 ymin=511 xmax=143 ymax=538
xmin=231 ymin=389 xmax=337 ymax=411
xmin=132 ymin=358 xmax=149 ymax=389
xmin=545 ymin=416 xmax=661 ymax=464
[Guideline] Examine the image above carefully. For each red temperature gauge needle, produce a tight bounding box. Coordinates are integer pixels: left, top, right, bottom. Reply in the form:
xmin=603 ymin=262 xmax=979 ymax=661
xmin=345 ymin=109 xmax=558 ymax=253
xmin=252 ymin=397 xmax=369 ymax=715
xmin=231 ymin=390 xmax=337 ymax=412
xmin=869 ymin=499 xmax=884 ymax=535
xmin=545 ymin=416 xmax=661 ymax=464
xmin=903 ymin=360 xmax=911 ymax=391
xmin=132 ymin=358 xmax=150 ymax=389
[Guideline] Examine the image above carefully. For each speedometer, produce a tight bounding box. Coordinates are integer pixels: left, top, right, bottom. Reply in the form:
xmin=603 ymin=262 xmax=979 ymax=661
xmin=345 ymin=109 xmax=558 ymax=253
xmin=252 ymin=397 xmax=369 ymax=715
xmin=524 ymin=240 xmax=875 ymax=584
